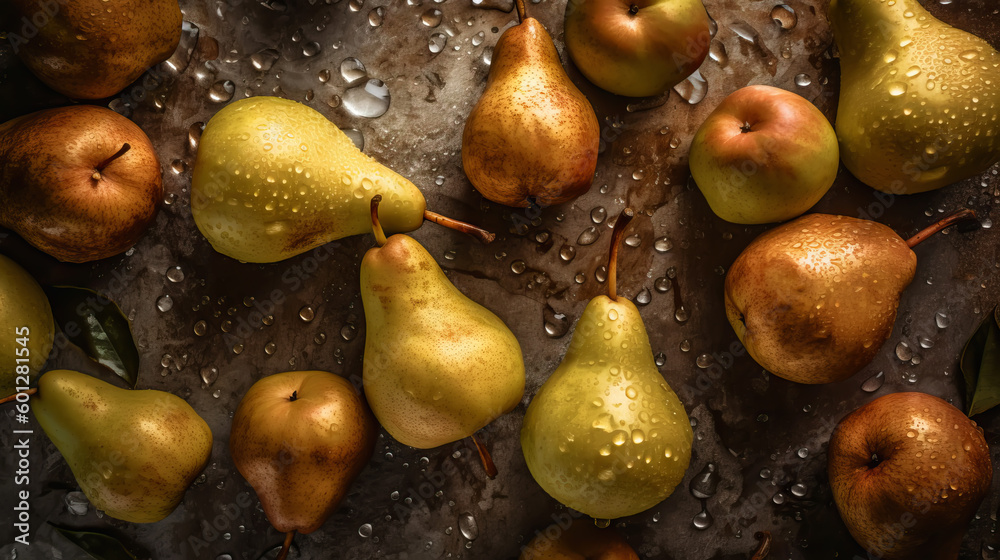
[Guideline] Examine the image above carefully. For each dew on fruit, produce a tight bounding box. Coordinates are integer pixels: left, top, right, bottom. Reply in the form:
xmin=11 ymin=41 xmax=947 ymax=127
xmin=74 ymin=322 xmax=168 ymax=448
xmin=770 ymin=4 xmax=797 ymax=29
xmin=577 ymin=227 xmax=600 ymax=245
xmin=673 ymin=69 xmax=707 ymax=104
xmin=156 ymin=295 xmax=174 ymax=312
xmin=343 ymin=79 xmax=390 ymax=118
xmin=340 ymin=57 xmax=367 ymax=82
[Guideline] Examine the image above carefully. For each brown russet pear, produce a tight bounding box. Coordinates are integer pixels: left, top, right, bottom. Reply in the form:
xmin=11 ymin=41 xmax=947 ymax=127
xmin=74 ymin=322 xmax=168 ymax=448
xmin=830 ymin=0 xmax=1000 ymax=194
xmin=521 ymin=210 xmax=693 ymax=521
xmin=361 ymin=196 xmax=524 ymax=472
xmin=725 ymin=210 xmax=976 ymax=384
xmin=32 ymin=370 xmax=212 ymax=523
xmin=0 ymin=254 xmax=53 ymax=400
xmin=7 ymin=0 xmax=182 ymax=99
xmin=462 ymin=0 xmax=600 ymax=207
xmin=230 ymin=370 xmax=377 ymax=560
xmin=828 ymin=392 xmax=992 ymax=559
xmin=0 ymin=105 xmax=163 ymax=262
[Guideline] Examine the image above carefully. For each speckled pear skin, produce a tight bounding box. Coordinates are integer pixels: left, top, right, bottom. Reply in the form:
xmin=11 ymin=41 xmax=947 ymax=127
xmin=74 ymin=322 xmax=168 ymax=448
xmin=0 ymin=255 xmax=53 ymax=400
xmin=360 ymin=235 xmax=525 ymax=449
xmin=462 ymin=18 xmax=600 ymax=208
xmin=9 ymin=0 xmax=182 ymax=99
xmin=229 ymin=371 xmax=377 ymax=534
xmin=830 ymin=0 xmax=1000 ymax=194
xmin=32 ymin=370 xmax=212 ymax=523
xmin=828 ymin=392 xmax=992 ymax=560
xmin=520 ymin=296 xmax=693 ymax=520
xmin=725 ymin=214 xmax=916 ymax=384
xmin=191 ymin=97 xmax=426 ymax=263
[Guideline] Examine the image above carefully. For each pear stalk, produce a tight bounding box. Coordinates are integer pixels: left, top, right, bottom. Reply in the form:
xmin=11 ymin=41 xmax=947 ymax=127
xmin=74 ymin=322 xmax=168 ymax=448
xmin=371 ymin=195 xmax=388 ymax=247
xmin=514 ymin=0 xmax=525 ymax=23
xmin=92 ymin=143 xmax=131 ymax=180
xmin=751 ymin=531 xmax=772 ymax=560
xmin=423 ymin=210 xmax=495 ymax=244
xmin=606 ymin=208 xmax=635 ymax=301
xmin=0 ymin=388 xmax=36 ymax=405
xmin=471 ymin=433 xmax=498 ymax=479
xmin=277 ymin=531 xmax=295 ymax=560
xmin=905 ymin=209 xmax=977 ymax=248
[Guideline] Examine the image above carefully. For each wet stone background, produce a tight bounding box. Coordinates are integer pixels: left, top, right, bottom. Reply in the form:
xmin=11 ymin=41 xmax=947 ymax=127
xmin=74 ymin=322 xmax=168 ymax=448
xmin=2 ymin=0 xmax=1000 ymax=558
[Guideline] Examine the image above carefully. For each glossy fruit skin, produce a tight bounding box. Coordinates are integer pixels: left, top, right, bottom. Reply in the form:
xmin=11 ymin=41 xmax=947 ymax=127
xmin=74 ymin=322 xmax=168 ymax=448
xmin=725 ymin=214 xmax=916 ymax=384
xmin=564 ymin=0 xmax=710 ymax=97
xmin=462 ymin=18 xmax=600 ymax=207
xmin=828 ymin=392 xmax=992 ymax=560
xmin=0 ymin=105 xmax=163 ymax=262
xmin=690 ymin=85 xmax=839 ymax=224
xmin=33 ymin=370 xmax=213 ymax=523
xmin=191 ymin=97 xmax=426 ymax=263
xmin=0 ymin=254 xmax=53 ymax=399
xmin=830 ymin=0 xmax=1000 ymax=194
xmin=521 ymin=296 xmax=692 ymax=520
xmin=229 ymin=371 xmax=377 ymax=534
xmin=8 ymin=0 xmax=182 ymax=99
xmin=361 ymin=234 xmax=525 ymax=449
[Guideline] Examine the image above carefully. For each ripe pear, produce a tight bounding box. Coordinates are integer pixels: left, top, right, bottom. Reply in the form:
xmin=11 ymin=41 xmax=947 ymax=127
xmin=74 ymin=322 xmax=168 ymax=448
xmin=32 ymin=369 xmax=212 ymax=523
xmin=230 ymin=370 xmax=377 ymax=560
xmin=7 ymin=0 xmax=182 ymax=99
xmin=0 ymin=105 xmax=163 ymax=262
xmin=521 ymin=209 xmax=693 ymax=521
xmin=725 ymin=211 xmax=975 ymax=384
xmin=830 ymin=0 xmax=1000 ymax=194
xmin=361 ymin=196 xmax=524 ymax=462
xmin=462 ymin=0 xmax=600 ymax=207
xmin=828 ymin=391 xmax=992 ymax=560
xmin=0 ymin=254 xmax=53 ymax=400
xmin=520 ymin=518 xmax=639 ymax=560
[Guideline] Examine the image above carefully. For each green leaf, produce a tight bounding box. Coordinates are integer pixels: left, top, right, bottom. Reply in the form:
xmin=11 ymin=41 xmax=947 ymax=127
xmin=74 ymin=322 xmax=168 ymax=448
xmin=45 ymin=286 xmax=140 ymax=388
xmin=50 ymin=524 xmax=137 ymax=560
xmin=960 ymin=305 xmax=1000 ymax=416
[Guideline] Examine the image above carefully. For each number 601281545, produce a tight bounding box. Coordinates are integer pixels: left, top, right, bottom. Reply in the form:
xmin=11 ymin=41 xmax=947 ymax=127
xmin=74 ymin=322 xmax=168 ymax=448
xmin=14 ymin=326 xmax=30 ymax=383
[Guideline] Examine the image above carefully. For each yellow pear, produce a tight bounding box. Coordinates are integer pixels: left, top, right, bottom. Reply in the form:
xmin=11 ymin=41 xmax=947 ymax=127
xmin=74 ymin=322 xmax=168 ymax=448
xmin=360 ymin=196 xmax=524 ymax=471
xmin=0 ymin=255 xmax=53 ymax=400
xmin=830 ymin=0 xmax=1000 ymax=193
xmin=521 ymin=209 xmax=693 ymax=520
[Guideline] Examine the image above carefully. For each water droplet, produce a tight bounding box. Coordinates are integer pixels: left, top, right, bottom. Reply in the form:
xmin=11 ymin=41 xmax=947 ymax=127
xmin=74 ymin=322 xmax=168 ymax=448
xmin=156 ymin=295 xmax=174 ymax=312
xmin=558 ymin=245 xmax=576 ymax=262
xmin=709 ymin=40 xmax=728 ymax=65
xmin=343 ymin=79 xmax=390 ymax=118
xmin=200 ymin=366 xmax=219 ymax=387
xmin=472 ymin=31 xmax=485 ymax=46
xmin=624 ymin=234 xmax=641 ymax=248
xmin=208 ymin=80 xmax=235 ymax=103
xmin=65 ymin=491 xmax=89 ymax=515
xmin=166 ymin=266 xmax=185 ymax=283
xmin=770 ymin=4 xmax=797 ymax=29
xmin=367 ymin=6 xmax=384 ymax=27
xmin=935 ymin=311 xmax=951 ymax=329
xmin=888 ymin=82 xmax=908 ymax=96
xmin=299 ymin=306 xmax=315 ymax=322
xmin=794 ymin=73 xmax=812 ymax=87
xmin=790 ymin=483 xmax=807 ymax=497
xmin=543 ymin=307 xmax=569 ymax=338
xmin=170 ymin=160 xmax=187 ymax=174
xmin=458 ymin=513 xmax=479 ymax=540
xmin=510 ymin=260 xmax=526 ymax=274
xmin=679 ymin=339 xmax=691 ymax=352
xmin=251 ymin=48 xmax=280 ymax=72
xmin=673 ymin=69 xmax=707 ymax=104
xmin=689 ymin=463 xmax=719 ymax=499
xmin=692 ymin=508 xmax=713 ymax=530
xmin=591 ymin=207 xmax=607 ymax=224
xmin=654 ymin=237 xmax=673 ymax=252
xmin=264 ymin=342 xmax=276 ymax=355
xmin=895 ymin=341 xmax=913 ymax=361
xmin=635 ymin=288 xmax=651 ymax=306
xmin=428 ymin=32 xmax=448 ymax=53
xmin=577 ymin=227 xmax=599 ymax=245
xmin=772 ymin=493 xmax=786 ymax=505
xmin=594 ymin=518 xmax=611 ymax=529
xmin=421 ymin=8 xmax=443 ymax=26
xmin=674 ymin=306 xmax=689 ymax=323
xmin=796 ymin=447 xmax=809 ymax=459
xmin=341 ymin=324 xmax=358 ymax=341
xmin=340 ymin=57 xmax=367 ymax=82
xmin=359 ymin=523 xmax=373 ymax=538
xmin=193 ymin=320 xmax=208 ymax=336
xmin=655 ymin=352 xmax=666 ymax=367
xmin=233 ymin=343 xmax=244 ymax=355
xmin=861 ymin=371 xmax=885 ymax=392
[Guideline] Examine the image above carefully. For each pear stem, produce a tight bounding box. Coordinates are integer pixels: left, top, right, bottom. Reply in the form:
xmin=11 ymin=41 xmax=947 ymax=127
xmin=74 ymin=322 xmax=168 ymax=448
xmin=0 ymin=388 xmax=36 ymax=405
xmin=423 ymin=210 xmax=496 ymax=244
xmin=276 ymin=531 xmax=295 ymax=560
xmin=470 ymin=433 xmax=498 ymax=479
xmin=607 ymin=208 xmax=635 ymax=302
xmin=371 ymin=195 xmax=388 ymax=247
xmin=514 ymin=0 xmax=525 ymax=22
xmin=751 ymin=531 xmax=771 ymax=560
xmin=905 ymin=209 xmax=977 ymax=248
xmin=92 ymin=143 xmax=131 ymax=180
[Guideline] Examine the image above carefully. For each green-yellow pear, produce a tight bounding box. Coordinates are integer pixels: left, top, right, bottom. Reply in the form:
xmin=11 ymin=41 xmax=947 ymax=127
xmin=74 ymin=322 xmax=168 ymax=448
xmin=32 ymin=370 xmax=212 ymax=523
xmin=6 ymin=0 xmax=182 ymax=99
xmin=192 ymin=97 xmax=491 ymax=263
xmin=828 ymin=392 xmax=992 ymax=560
xmin=0 ymin=254 xmax=53 ymax=400
xmin=521 ymin=209 xmax=693 ymax=521
xmin=725 ymin=210 xmax=975 ymax=384
xmin=462 ymin=0 xmax=600 ymax=207
xmin=830 ymin=0 xmax=1000 ymax=194
xmin=230 ymin=371 xmax=377 ymax=560
xmin=361 ymin=196 xmax=524 ymax=468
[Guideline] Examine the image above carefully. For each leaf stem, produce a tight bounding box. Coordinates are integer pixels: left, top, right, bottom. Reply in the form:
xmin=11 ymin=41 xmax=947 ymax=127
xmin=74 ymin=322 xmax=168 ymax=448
xmin=423 ymin=210 xmax=495 ymax=244
xmin=751 ymin=531 xmax=771 ymax=559
xmin=607 ymin=208 xmax=635 ymax=301
xmin=0 ymin=387 xmax=36 ymax=405
xmin=471 ymin=433 xmax=498 ymax=479
xmin=91 ymin=143 xmax=131 ymax=180
xmin=514 ymin=0 xmax=526 ymax=22
xmin=906 ymin=209 xmax=977 ymax=248
xmin=277 ymin=531 xmax=295 ymax=560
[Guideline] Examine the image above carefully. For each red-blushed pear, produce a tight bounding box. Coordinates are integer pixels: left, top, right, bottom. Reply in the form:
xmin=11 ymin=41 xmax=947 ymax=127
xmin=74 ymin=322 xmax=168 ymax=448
xmin=520 ymin=518 xmax=639 ymax=560
xmin=563 ymin=0 xmax=710 ymax=97
xmin=689 ymin=85 xmax=839 ymax=224
xmin=0 ymin=105 xmax=162 ymax=262
xmin=229 ymin=371 xmax=378 ymax=560
xmin=828 ymin=392 xmax=992 ymax=560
